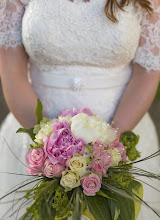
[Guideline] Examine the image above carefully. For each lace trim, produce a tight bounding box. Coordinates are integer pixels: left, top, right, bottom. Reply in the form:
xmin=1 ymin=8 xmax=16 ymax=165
xmin=133 ymin=48 xmax=160 ymax=72
xmin=133 ymin=1 xmax=160 ymax=72
xmin=0 ymin=0 xmax=24 ymax=49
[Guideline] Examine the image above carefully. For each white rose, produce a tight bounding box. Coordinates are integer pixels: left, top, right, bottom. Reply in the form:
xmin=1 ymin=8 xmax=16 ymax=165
xmin=35 ymin=121 xmax=53 ymax=145
xmin=71 ymin=113 xmax=116 ymax=144
xmin=109 ymin=148 xmax=121 ymax=166
xmin=60 ymin=170 xmax=80 ymax=191
xmin=68 ymin=154 xmax=87 ymax=176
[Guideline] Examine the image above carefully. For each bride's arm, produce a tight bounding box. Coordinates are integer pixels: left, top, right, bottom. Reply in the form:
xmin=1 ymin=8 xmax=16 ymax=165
xmin=0 ymin=47 xmax=37 ymax=128
xmin=112 ymin=64 xmax=160 ymax=134
xmin=112 ymin=0 xmax=160 ymax=134
xmin=0 ymin=0 xmax=37 ymax=128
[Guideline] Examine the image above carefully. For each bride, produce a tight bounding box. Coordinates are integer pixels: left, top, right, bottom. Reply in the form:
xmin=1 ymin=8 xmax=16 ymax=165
xmin=0 ymin=0 xmax=160 ymax=219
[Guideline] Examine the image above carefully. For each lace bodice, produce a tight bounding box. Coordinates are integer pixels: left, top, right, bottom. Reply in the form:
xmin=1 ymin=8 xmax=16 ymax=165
xmin=0 ymin=0 xmax=160 ymax=72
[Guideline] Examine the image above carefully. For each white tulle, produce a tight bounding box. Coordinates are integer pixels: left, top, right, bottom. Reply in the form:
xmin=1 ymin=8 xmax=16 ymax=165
xmin=0 ymin=0 xmax=160 ymax=219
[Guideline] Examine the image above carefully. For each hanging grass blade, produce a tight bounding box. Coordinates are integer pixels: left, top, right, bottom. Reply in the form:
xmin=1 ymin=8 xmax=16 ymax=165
xmin=0 ymin=135 xmax=29 ymax=168
xmin=0 ymin=178 xmax=43 ymax=201
xmin=103 ymin=180 xmax=160 ymax=218
xmin=134 ymin=178 xmax=160 ymax=193
xmin=72 ymin=187 xmax=82 ymax=220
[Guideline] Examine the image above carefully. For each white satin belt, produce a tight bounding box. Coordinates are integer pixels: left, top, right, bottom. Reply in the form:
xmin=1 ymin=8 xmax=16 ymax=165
xmin=30 ymin=63 xmax=132 ymax=90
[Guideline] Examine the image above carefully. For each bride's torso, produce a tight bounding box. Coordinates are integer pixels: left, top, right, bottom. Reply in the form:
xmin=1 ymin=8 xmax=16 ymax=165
xmin=21 ymin=0 xmax=143 ymax=121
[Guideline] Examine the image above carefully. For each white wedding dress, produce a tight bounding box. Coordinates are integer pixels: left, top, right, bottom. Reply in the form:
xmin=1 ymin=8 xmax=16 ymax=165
xmin=0 ymin=0 xmax=160 ymax=219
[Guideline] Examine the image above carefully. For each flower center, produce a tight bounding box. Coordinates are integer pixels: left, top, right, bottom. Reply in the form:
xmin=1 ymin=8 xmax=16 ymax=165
xmin=48 ymin=165 xmax=53 ymax=171
xmin=89 ymin=183 xmax=95 ymax=188
xmin=34 ymin=154 xmax=40 ymax=159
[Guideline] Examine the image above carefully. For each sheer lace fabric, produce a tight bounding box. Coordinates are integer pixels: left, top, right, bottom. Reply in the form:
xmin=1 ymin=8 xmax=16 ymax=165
xmin=0 ymin=0 xmax=160 ymax=72
xmin=0 ymin=0 xmax=24 ymax=48
xmin=133 ymin=0 xmax=160 ymax=72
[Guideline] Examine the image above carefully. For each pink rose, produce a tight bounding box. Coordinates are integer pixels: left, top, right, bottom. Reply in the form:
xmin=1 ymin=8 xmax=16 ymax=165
xmin=25 ymin=148 xmax=45 ymax=175
xmin=81 ymin=174 xmax=101 ymax=196
xmin=116 ymin=143 xmax=127 ymax=162
xmin=92 ymin=140 xmax=105 ymax=157
xmin=92 ymin=158 xmax=105 ymax=175
xmin=43 ymin=159 xmax=65 ymax=178
xmin=108 ymin=128 xmax=120 ymax=148
xmin=92 ymin=150 xmax=112 ymax=175
xmin=58 ymin=107 xmax=93 ymax=117
xmin=44 ymin=120 xmax=86 ymax=165
xmin=100 ymin=150 xmax=112 ymax=170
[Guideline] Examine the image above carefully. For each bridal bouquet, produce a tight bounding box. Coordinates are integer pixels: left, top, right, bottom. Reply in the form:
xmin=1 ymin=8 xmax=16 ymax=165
xmin=1 ymin=100 xmax=160 ymax=220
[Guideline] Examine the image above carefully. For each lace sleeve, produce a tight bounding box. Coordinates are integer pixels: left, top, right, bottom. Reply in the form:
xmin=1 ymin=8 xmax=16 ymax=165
xmin=0 ymin=0 xmax=24 ymax=49
xmin=133 ymin=0 xmax=160 ymax=72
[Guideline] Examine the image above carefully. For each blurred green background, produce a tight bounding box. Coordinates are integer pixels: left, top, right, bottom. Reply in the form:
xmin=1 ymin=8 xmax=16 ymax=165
xmin=0 ymin=81 xmax=160 ymax=139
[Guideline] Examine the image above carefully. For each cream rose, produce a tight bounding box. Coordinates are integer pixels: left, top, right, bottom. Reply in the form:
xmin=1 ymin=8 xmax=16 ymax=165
xmin=109 ymin=148 xmax=121 ymax=166
xmin=58 ymin=116 xmax=72 ymax=124
xmin=67 ymin=154 xmax=87 ymax=176
xmin=60 ymin=170 xmax=80 ymax=191
xmin=71 ymin=113 xmax=116 ymax=144
xmin=35 ymin=121 xmax=53 ymax=145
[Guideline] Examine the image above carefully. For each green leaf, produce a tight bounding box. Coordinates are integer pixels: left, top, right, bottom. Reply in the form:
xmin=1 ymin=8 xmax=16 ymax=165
xmin=36 ymin=99 xmax=43 ymax=124
xmin=101 ymin=185 xmax=135 ymax=220
xmin=128 ymin=180 xmax=143 ymax=220
xmin=19 ymin=211 xmax=34 ymax=220
xmin=98 ymin=190 xmax=120 ymax=220
xmin=83 ymin=209 xmax=95 ymax=220
xmin=16 ymin=128 xmax=35 ymax=141
xmin=86 ymin=194 xmax=112 ymax=220
xmin=35 ymin=196 xmax=56 ymax=220
xmin=114 ymin=193 xmax=135 ymax=220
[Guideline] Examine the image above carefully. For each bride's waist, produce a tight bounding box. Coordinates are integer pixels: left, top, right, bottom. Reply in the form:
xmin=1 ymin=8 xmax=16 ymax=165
xmin=30 ymin=64 xmax=132 ymax=90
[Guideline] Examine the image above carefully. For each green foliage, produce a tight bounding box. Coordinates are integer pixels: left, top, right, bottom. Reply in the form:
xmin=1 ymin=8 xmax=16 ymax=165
xmin=26 ymin=197 xmax=56 ymax=220
xmin=108 ymin=189 xmax=135 ymax=220
xmin=128 ymin=180 xmax=143 ymax=220
xmin=86 ymin=194 xmax=112 ymax=220
xmin=16 ymin=99 xmax=44 ymax=142
xmin=33 ymin=124 xmax=41 ymax=135
xmin=36 ymin=99 xmax=43 ymax=124
xmin=33 ymin=117 xmax=50 ymax=135
xmin=19 ymin=211 xmax=34 ymax=220
xmin=100 ymin=179 xmax=143 ymax=220
xmin=97 ymin=190 xmax=120 ymax=220
xmin=30 ymin=144 xmax=40 ymax=149
xmin=72 ymin=188 xmax=82 ymax=220
xmin=16 ymin=128 xmax=35 ymax=141
xmin=120 ymin=131 xmax=141 ymax=161
xmin=24 ymin=179 xmax=59 ymax=220
xmin=107 ymin=169 xmax=133 ymax=188
xmin=52 ymin=185 xmax=72 ymax=219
